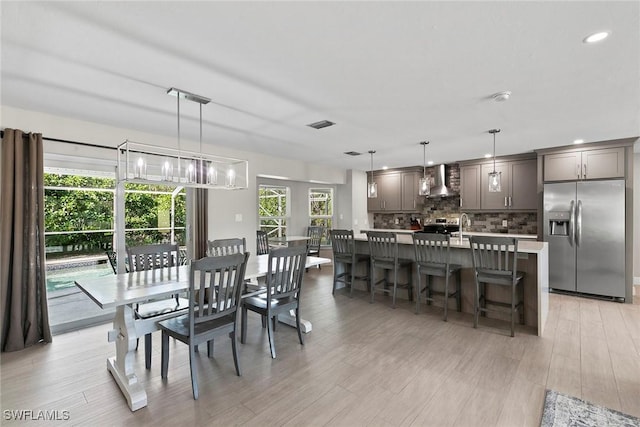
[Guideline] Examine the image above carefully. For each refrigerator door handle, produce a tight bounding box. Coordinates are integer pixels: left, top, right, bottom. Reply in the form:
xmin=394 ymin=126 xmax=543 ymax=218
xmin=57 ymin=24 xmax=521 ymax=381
xmin=576 ymin=200 xmax=583 ymax=246
xmin=569 ymin=200 xmax=575 ymax=247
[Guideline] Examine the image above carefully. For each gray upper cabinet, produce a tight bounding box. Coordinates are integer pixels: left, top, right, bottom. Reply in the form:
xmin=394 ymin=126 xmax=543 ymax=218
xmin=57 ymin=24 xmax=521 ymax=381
xmin=367 ymin=171 xmax=423 ymax=212
xmin=460 ymin=165 xmax=481 ymax=210
xmin=401 ymin=171 xmax=423 ymax=211
xmin=462 ymin=157 xmax=536 ymax=211
xmin=544 ymin=147 xmax=625 ymax=182
xmin=367 ymin=172 xmax=401 ymax=212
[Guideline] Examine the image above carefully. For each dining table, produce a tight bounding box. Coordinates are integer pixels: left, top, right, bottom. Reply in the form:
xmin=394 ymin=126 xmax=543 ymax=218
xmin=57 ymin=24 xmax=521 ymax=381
xmin=75 ymin=254 xmax=330 ymax=411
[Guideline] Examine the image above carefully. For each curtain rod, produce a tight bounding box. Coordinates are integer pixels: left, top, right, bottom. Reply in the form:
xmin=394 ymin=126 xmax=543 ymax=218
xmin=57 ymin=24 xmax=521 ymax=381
xmin=0 ymin=130 xmax=116 ymax=151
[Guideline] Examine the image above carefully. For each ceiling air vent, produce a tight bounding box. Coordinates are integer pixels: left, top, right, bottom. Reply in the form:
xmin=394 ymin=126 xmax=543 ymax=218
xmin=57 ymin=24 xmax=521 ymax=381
xmin=344 ymin=151 xmax=362 ymax=156
xmin=307 ymin=120 xmax=335 ymax=129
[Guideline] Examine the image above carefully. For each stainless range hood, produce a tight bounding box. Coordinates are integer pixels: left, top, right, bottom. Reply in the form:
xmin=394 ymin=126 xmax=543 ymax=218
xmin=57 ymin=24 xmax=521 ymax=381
xmin=428 ymin=164 xmax=456 ymax=198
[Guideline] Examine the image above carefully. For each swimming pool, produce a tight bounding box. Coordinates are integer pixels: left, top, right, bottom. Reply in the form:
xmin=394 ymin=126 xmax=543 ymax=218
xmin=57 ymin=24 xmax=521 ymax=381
xmin=46 ymin=263 xmax=113 ymax=293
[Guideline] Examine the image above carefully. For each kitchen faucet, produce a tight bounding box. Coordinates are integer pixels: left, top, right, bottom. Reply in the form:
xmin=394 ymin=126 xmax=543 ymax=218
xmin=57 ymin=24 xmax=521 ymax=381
xmin=459 ymin=212 xmax=469 ymax=244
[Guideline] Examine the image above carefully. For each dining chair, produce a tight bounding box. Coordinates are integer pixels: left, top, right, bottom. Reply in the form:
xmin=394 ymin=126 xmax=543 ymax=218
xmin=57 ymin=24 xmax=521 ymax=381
xmin=329 ymin=229 xmax=370 ymax=297
xmin=159 ymin=252 xmax=249 ymax=399
xmin=469 ymin=236 xmax=525 ymax=337
xmin=412 ymin=232 xmax=461 ymax=320
xmin=240 ymin=245 xmax=307 ymax=358
xmin=126 ymin=243 xmax=188 ymax=369
xmin=256 ymin=230 xmax=270 ymax=255
xmin=366 ymin=231 xmax=413 ymax=308
xmin=306 ymin=226 xmax=324 ymax=258
xmin=207 ymin=237 xmax=246 ymax=256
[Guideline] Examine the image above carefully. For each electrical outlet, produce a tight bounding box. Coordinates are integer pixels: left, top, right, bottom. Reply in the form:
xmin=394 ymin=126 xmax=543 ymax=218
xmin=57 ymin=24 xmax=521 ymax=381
xmin=502 ymin=220 xmax=508 ymax=227
xmin=394 ymin=218 xmax=399 ymax=225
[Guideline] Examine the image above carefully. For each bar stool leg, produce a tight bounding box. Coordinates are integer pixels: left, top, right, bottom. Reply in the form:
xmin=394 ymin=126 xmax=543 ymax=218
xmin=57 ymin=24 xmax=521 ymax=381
xmin=415 ymin=267 xmax=422 ymax=314
xmin=443 ymin=273 xmax=449 ymax=321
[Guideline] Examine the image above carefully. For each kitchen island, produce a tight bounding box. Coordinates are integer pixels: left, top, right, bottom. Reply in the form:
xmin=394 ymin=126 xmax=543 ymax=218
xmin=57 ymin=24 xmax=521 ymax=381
xmin=352 ymin=232 xmax=549 ymax=336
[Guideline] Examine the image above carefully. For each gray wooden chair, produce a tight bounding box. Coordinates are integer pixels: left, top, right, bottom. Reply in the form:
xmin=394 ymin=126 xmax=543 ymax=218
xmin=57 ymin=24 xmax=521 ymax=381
xmin=306 ymin=226 xmax=324 ymax=258
xmin=207 ymin=237 xmax=246 ymax=256
xmin=159 ymin=252 xmax=249 ymax=399
xmin=412 ymin=232 xmax=461 ymax=320
xmin=469 ymin=236 xmax=525 ymax=337
xmin=329 ymin=229 xmax=370 ymax=297
xmin=366 ymin=231 xmax=413 ymax=308
xmin=126 ymin=243 xmax=188 ymax=369
xmin=256 ymin=230 xmax=270 ymax=255
xmin=240 ymin=245 xmax=307 ymax=358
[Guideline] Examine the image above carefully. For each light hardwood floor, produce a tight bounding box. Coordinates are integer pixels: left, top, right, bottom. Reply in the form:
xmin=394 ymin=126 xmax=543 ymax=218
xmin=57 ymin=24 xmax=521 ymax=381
xmin=1 ymin=267 xmax=639 ymax=426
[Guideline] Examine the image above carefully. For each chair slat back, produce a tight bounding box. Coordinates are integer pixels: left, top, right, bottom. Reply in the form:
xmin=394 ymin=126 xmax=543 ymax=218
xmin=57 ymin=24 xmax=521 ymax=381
xmin=366 ymin=231 xmax=397 ymax=263
xmin=207 ymin=238 xmax=247 ymax=257
xmin=256 ymin=230 xmax=270 ymax=255
xmin=126 ymin=243 xmax=179 ymax=272
xmin=413 ymin=232 xmax=450 ymax=267
xmin=190 ymin=252 xmax=249 ymax=330
xmin=266 ymin=245 xmax=307 ymax=300
xmin=329 ymin=229 xmax=355 ymax=261
xmin=469 ymin=236 xmax=518 ymax=278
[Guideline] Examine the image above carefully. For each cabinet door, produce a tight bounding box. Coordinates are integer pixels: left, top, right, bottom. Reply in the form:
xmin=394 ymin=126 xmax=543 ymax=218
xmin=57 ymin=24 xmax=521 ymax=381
xmin=401 ymin=172 xmax=421 ymax=211
xmin=460 ymin=165 xmax=481 ymax=210
xmin=509 ymin=159 xmax=537 ymax=210
xmin=544 ymin=152 xmax=581 ymax=182
xmin=481 ymin=162 xmax=510 ymax=210
xmin=379 ymin=173 xmax=402 ymax=211
xmin=582 ymin=147 xmax=625 ymax=179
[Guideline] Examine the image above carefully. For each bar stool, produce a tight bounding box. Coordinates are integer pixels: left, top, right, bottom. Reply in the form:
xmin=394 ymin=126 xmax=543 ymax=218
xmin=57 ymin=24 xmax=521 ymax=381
xmin=412 ymin=232 xmax=461 ymax=320
xmin=469 ymin=236 xmax=525 ymax=337
xmin=329 ymin=229 xmax=370 ymax=297
xmin=366 ymin=231 xmax=413 ymax=308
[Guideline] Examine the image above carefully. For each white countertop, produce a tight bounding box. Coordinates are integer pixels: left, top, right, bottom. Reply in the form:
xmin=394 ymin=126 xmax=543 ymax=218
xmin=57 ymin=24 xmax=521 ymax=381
xmin=354 ymin=232 xmax=546 ymax=254
xmin=452 ymin=231 xmax=538 ymax=240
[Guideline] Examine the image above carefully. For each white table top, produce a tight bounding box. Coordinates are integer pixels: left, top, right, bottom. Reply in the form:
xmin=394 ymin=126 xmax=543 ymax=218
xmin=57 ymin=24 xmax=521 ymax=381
xmin=270 ymin=235 xmax=310 ymax=243
xmin=75 ymin=254 xmax=330 ymax=309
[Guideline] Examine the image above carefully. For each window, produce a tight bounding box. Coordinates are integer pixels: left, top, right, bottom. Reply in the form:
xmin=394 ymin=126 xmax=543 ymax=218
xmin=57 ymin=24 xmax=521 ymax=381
xmin=309 ymin=188 xmax=333 ymax=244
xmin=259 ymin=185 xmax=289 ymax=238
xmin=43 ymin=170 xmax=187 ymax=333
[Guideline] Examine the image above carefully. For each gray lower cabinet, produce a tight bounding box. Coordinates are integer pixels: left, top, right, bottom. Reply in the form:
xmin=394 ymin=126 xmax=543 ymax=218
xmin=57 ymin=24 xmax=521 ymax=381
xmin=543 ymin=146 xmax=625 ymax=182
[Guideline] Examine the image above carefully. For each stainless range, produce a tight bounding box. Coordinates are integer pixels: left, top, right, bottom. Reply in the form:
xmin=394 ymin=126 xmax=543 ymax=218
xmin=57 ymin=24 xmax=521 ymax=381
xmin=423 ymin=218 xmax=460 ymax=234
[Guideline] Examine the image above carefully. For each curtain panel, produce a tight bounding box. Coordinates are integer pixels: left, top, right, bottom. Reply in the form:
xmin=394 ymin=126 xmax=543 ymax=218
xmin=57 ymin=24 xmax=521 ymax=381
xmin=1 ymin=129 xmax=52 ymax=351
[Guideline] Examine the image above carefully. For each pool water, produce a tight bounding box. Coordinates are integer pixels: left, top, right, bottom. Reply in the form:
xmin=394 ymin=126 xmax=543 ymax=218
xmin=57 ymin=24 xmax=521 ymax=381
xmin=46 ymin=264 xmax=113 ymax=293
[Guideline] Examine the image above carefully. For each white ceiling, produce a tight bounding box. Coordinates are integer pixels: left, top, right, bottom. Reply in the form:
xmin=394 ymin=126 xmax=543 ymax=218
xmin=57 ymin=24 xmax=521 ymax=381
xmin=2 ymin=1 xmax=639 ymax=171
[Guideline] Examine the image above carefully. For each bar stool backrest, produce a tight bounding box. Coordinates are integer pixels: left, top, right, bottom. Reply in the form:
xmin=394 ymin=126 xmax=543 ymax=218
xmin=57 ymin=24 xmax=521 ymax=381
xmin=412 ymin=232 xmax=451 ymax=270
xmin=366 ymin=231 xmax=398 ymax=263
xmin=329 ymin=229 xmax=355 ymax=263
xmin=469 ymin=236 xmax=519 ymax=284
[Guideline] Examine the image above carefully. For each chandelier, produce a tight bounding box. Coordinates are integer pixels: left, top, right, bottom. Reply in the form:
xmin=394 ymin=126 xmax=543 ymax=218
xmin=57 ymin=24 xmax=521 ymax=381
xmin=117 ymin=88 xmax=248 ymax=189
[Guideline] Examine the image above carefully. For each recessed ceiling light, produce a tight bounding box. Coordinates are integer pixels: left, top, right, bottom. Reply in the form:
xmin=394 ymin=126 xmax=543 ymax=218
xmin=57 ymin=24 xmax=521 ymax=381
xmin=382 ymin=166 xmax=389 ymax=170
xmin=583 ymin=31 xmax=609 ymax=43
xmin=307 ymin=120 xmax=335 ymax=129
xmin=484 ymin=153 xmax=492 ymax=158
xmin=427 ymin=161 xmax=434 ymax=165
xmin=573 ymin=139 xmax=585 ymax=144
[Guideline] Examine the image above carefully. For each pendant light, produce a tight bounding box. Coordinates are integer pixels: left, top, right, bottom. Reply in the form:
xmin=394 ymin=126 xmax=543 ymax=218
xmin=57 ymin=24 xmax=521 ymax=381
xmin=418 ymin=141 xmax=430 ymax=196
xmin=367 ymin=150 xmax=377 ymax=198
xmin=488 ymin=129 xmax=502 ymax=192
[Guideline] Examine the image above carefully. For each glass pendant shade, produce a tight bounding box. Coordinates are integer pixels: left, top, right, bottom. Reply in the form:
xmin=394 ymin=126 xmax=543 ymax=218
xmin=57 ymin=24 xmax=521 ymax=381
xmin=487 ymin=129 xmax=502 ymax=193
xmin=368 ymin=181 xmax=378 ymax=198
xmin=418 ymin=141 xmax=430 ymax=196
xmin=418 ymin=176 xmax=430 ymax=196
xmin=367 ymin=150 xmax=377 ymax=198
xmin=488 ymin=171 xmax=502 ymax=192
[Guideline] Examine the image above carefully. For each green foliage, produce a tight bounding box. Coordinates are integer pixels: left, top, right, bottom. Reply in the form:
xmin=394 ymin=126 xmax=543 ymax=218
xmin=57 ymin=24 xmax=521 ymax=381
xmin=44 ymin=173 xmax=186 ymax=255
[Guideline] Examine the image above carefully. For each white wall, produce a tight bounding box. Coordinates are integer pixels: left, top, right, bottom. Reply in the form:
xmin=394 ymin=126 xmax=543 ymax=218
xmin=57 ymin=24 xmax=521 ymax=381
xmin=1 ymin=106 xmax=355 ymax=256
xmin=634 ymin=152 xmax=640 ymax=284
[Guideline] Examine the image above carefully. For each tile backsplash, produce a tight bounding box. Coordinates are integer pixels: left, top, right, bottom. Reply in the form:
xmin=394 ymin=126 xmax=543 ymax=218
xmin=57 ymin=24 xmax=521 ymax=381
xmin=372 ymin=163 xmax=538 ymax=235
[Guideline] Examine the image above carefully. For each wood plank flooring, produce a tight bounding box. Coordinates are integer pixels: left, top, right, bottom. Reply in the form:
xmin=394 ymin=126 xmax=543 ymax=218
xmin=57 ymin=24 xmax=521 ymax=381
xmin=1 ymin=266 xmax=639 ymax=426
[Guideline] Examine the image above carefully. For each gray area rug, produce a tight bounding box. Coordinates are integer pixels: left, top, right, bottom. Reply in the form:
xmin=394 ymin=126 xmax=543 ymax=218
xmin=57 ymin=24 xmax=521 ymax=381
xmin=541 ymin=390 xmax=640 ymax=427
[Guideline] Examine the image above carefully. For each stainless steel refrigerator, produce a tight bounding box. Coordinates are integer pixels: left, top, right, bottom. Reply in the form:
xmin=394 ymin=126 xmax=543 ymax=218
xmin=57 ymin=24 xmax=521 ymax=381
xmin=543 ymin=180 xmax=625 ymax=299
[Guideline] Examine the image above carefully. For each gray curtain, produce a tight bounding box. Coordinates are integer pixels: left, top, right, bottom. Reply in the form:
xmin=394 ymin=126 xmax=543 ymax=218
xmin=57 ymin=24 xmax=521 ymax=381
xmin=1 ymin=128 xmax=52 ymax=351
xmin=193 ymin=188 xmax=208 ymax=259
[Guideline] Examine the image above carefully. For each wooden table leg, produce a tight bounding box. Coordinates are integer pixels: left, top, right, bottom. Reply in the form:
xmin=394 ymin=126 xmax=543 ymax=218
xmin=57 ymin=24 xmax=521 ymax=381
xmin=106 ymin=305 xmax=147 ymax=411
